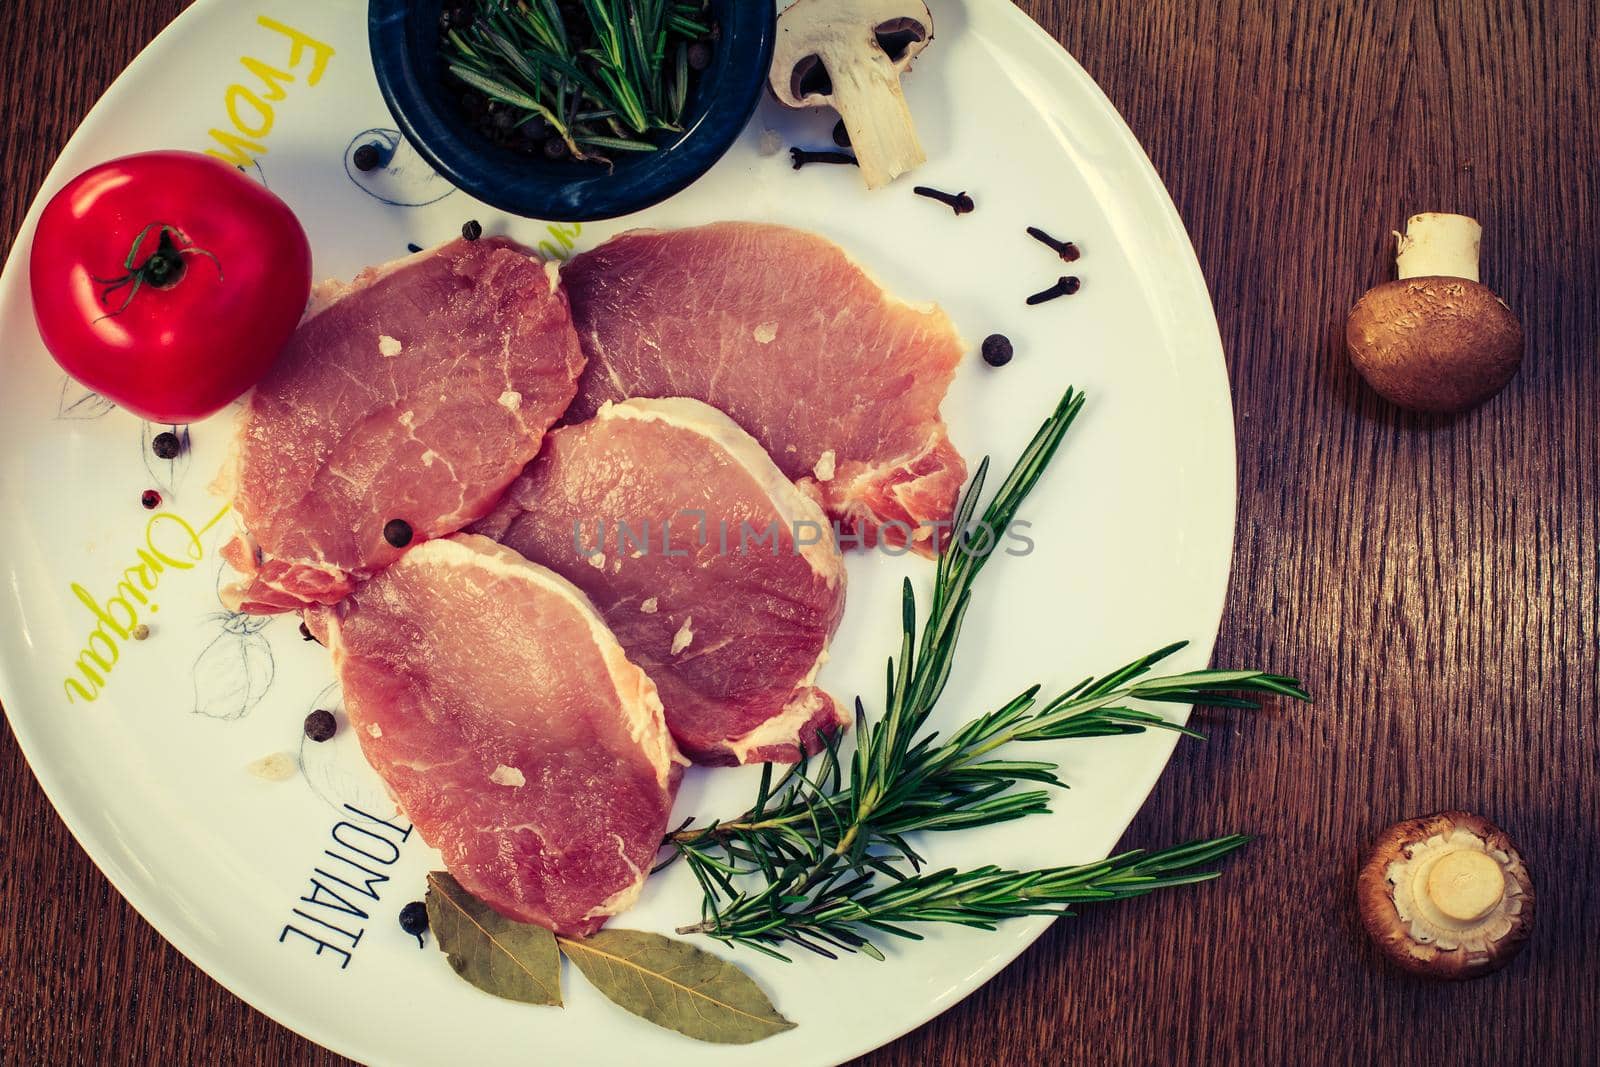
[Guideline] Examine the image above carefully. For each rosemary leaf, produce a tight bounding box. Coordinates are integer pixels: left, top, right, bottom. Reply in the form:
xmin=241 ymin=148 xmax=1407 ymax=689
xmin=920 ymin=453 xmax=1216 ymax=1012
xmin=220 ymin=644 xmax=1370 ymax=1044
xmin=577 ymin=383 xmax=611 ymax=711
xmin=574 ymin=134 xmax=661 ymax=152
xmin=448 ymin=65 xmax=543 ymax=112
xmin=670 ymin=41 xmax=689 ymax=124
xmin=533 ymin=0 xmax=571 ymax=53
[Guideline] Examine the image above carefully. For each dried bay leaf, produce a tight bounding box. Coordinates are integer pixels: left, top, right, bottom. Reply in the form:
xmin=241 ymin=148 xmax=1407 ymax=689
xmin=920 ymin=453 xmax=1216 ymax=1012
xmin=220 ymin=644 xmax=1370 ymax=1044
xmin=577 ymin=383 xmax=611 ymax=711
xmin=426 ymin=871 xmax=562 ymax=1006
xmin=557 ymin=929 xmax=795 ymax=1044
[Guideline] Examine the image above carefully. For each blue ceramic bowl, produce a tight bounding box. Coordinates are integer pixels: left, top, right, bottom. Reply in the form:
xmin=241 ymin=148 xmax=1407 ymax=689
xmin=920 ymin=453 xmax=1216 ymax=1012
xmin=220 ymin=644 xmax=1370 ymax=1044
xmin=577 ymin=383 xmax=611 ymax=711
xmin=369 ymin=1 xmax=775 ymax=222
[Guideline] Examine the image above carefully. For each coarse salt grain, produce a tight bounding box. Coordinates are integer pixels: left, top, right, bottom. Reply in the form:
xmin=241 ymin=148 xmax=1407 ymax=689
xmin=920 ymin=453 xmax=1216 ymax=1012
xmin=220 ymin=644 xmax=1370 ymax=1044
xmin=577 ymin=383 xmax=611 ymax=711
xmin=247 ymin=752 xmax=298 ymax=782
xmin=671 ymin=617 xmax=695 ymax=655
xmin=490 ymin=764 xmax=526 ymax=787
xmin=814 ymin=450 xmax=837 ymax=482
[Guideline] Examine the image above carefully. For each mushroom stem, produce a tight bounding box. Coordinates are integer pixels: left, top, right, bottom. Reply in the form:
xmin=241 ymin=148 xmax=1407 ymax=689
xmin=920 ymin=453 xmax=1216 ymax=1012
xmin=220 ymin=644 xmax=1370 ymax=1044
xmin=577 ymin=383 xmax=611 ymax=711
xmin=829 ymin=58 xmax=926 ymax=190
xmin=1395 ymin=212 xmax=1482 ymax=282
xmin=1424 ymin=849 xmax=1507 ymax=924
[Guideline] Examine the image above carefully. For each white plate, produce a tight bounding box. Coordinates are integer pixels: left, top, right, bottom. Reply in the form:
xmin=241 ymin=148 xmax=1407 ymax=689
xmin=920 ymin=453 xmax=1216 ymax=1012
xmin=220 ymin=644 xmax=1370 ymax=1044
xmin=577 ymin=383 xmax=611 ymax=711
xmin=0 ymin=1 xmax=1234 ymax=1063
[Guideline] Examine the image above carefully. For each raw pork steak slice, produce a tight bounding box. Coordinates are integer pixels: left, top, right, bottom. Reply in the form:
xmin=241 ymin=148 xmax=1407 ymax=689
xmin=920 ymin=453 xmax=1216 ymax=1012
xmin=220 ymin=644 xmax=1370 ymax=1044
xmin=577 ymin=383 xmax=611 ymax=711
xmin=310 ymin=534 xmax=683 ymax=936
xmin=562 ymin=222 xmax=967 ymax=554
xmin=218 ymin=237 xmax=585 ymax=614
xmin=472 ymin=397 xmax=849 ymax=765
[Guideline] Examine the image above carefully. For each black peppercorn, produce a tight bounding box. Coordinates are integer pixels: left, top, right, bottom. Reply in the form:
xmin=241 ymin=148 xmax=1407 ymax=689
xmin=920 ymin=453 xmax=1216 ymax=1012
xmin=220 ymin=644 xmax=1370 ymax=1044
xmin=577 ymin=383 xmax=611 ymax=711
xmin=141 ymin=489 xmax=162 ymax=510
xmin=151 ymin=431 xmax=183 ymax=459
xmin=399 ymin=901 xmax=430 ymax=937
xmin=353 ymin=143 xmax=383 ymax=172
xmin=304 ymin=709 xmax=337 ymax=743
xmin=407 ymin=243 xmax=423 ymax=254
xmin=383 ymin=519 xmax=414 ymax=548
xmin=981 ymin=334 xmax=1014 ymax=367
xmin=462 ymin=219 xmax=483 ymax=241
xmin=517 ymin=115 xmax=551 ymax=143
xmin=687 ymin=41 xmax=713 ymax=71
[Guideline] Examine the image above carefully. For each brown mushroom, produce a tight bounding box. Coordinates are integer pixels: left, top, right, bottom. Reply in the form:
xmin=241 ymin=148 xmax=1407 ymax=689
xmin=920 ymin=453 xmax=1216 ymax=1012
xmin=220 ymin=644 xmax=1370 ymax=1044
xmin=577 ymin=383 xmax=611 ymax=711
xmin=1345 ymin=213 xmax=1524 ymax=413
xmin=769 ymin=0 xmax=933 ymax=190
xmin=1357 ymin=810 xmax=1534 ymax=980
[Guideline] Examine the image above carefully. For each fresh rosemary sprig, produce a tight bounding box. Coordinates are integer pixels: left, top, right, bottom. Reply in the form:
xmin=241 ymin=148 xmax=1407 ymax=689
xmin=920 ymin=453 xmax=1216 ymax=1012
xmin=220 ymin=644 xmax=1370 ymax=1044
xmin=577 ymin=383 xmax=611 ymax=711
xmin=677 ymin=836 xmax=1254 ymax=959
xmin=443 ymin=0 xmax=712 ymax=163
xmin=667 ymin=388 xmax=1310 ymax=961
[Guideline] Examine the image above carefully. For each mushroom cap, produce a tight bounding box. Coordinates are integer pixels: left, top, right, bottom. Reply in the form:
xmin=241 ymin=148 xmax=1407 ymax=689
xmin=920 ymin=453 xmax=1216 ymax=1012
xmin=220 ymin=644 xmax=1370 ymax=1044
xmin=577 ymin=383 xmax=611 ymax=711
xmin=1345 ymin=277 xmax=1523 ymax=413
xmin=769 ymin=0 xmax=934 ymax=108
xmin=1357 ymin=810 xmax=1534 ymax=980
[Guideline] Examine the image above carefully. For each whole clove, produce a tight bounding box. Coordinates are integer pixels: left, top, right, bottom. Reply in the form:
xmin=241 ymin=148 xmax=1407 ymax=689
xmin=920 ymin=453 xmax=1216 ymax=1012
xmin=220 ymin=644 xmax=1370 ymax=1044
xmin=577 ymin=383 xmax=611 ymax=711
xmin=913 ymin=186 xmax=975 ymax=216
xmin=1026 ymin=226 xmax=1080 ymax=262
xmin=790 ymin=147 xmax=858 ymax=169
xmin=1026 ymin=276 xmax=1081 ymax=305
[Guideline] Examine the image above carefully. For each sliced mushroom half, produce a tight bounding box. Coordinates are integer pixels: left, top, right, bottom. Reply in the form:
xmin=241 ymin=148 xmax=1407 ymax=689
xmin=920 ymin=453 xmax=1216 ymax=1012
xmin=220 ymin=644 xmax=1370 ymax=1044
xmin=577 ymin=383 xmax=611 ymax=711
xmin=770 ymin=0 xmax=934 ymax=190
xmin=1357 ymin=810 xmax=1534 ymax=979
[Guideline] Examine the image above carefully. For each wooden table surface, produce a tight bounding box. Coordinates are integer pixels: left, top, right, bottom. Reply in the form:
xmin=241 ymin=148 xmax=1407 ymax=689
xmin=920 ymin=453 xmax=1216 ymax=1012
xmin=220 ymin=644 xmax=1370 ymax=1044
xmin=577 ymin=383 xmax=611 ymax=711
xmin=3 ymin=1 xmax=1596 ymax=1063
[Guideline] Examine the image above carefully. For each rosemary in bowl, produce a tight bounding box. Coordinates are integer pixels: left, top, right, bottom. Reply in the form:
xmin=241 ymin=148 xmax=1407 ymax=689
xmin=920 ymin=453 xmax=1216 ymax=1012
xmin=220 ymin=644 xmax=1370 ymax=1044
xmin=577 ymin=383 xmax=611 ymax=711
xmin=441 ymin=0 xmax=717 ymax=164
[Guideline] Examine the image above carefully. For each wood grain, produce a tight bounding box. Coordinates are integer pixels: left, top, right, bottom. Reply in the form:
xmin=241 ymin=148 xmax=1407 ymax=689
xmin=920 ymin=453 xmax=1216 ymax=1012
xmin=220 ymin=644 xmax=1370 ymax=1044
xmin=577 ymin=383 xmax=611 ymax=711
xmin=2 ymin=0 xmax=1596 ymax=1064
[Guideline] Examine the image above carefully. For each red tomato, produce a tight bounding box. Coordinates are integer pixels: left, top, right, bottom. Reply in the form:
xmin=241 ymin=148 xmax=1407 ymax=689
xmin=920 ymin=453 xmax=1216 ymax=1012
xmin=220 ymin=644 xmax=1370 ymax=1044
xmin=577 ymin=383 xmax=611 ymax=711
xmin=29 ymin=151 xmax=312 ymax=423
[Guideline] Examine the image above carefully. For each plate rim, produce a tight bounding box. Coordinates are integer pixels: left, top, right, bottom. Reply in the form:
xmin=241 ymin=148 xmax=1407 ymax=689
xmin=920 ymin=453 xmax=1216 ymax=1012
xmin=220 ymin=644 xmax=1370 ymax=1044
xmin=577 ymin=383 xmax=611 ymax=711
xmin=0 ymin=1 xmax=1238 ymax=1063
